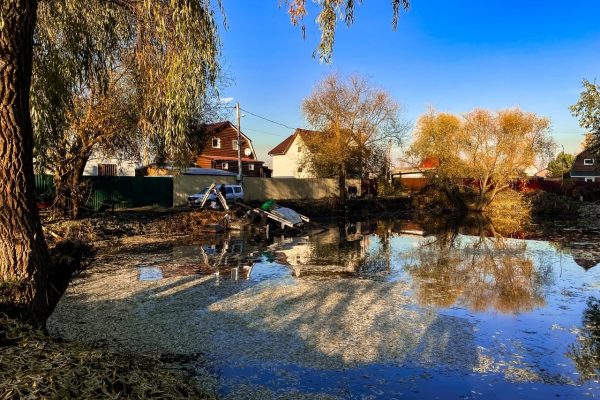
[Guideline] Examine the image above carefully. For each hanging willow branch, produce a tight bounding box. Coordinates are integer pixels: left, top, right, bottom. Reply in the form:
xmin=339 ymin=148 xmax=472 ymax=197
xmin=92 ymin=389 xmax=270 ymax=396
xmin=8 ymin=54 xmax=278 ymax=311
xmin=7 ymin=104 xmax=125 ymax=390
xmin=285 ymin=0 xmax=410 ymax=63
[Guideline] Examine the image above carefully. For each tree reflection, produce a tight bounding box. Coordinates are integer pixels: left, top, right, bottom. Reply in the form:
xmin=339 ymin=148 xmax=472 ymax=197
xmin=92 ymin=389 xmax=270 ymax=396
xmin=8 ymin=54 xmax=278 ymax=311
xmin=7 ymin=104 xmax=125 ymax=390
xmin=567 ymin=296 xmax=600 ymax=382
xmin=406 ymin=213 xmax=551 ymax=313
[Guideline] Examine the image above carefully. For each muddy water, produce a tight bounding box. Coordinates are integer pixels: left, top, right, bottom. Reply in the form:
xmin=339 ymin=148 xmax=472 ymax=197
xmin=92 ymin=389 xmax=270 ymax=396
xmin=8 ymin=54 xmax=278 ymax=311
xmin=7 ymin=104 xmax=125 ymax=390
xmin=49 ymin=218 xmax=600 ymax=399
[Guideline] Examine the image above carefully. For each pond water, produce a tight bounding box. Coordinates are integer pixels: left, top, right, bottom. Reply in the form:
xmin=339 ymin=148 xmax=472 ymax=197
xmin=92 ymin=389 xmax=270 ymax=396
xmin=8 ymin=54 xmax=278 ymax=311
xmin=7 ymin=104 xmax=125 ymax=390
xmin=49 ymin=216 xmax=600 ymax=399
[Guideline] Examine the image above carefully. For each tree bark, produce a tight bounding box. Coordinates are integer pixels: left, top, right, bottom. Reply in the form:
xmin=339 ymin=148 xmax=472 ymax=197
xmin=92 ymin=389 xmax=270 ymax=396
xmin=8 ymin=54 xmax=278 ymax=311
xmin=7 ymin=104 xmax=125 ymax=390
xmin=70 ymin=152 xmax=90 ymax=219
xmin=0 ymin=0 xmax=62 ymax=325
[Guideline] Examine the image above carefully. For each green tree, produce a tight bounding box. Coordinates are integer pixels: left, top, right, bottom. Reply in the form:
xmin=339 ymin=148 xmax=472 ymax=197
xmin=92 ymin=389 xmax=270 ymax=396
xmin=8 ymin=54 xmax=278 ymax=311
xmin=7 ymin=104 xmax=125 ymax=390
xmin=409 ymin=108 xmax=554 ymax=211
xmin=547 ymin=152 xmax=574 ymax=178
xmin=301 ymin=73 xmax=406 ymax=202
xmin=570 ymin=79 xmax=600 ymax=157
xmin=1 ymin=0 xmax=411 ymax=325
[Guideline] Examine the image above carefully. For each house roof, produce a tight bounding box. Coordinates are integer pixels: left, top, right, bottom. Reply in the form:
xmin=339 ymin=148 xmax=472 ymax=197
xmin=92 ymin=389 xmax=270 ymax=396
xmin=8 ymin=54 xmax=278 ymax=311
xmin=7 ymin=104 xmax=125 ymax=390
xmin=268 ymin=128 xmax=320 ymax=156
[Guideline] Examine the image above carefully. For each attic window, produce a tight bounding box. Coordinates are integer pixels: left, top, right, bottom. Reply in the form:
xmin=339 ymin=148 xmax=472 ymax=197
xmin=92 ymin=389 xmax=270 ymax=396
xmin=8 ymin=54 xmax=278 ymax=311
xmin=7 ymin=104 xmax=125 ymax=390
xmin=232 ymin=140 xmax=239 ymax=150
xmin=212 ymin=137 xmax=221 ymax=148
xmin=584 ymin=159 xmax=594 ymax=165
xmin=297 ymin=146 xmax=302 ymax=153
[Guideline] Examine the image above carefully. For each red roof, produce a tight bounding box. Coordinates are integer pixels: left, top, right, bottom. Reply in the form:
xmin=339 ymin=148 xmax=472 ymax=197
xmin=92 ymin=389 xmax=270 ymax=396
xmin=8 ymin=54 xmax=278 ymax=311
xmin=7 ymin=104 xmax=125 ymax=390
xmin=268 ymin=128 xmax=320 ymax=156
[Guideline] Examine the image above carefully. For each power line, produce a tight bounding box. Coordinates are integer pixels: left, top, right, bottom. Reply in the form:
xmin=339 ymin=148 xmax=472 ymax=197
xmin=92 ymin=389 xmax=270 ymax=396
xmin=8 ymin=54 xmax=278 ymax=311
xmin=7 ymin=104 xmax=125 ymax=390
xmin=242 ymin=126 xmax=291 ymax=138
xmin=240 ymin=107 xmax=297 ymax=131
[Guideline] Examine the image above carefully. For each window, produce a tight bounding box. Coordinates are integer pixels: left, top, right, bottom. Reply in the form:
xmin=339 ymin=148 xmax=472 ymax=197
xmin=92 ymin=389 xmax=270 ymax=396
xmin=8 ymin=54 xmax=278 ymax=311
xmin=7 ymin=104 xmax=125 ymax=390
xmin=232 ymin=140 xmax=239 ymax=150
xmin=212 ymin=137 xmax=221 ymax=148
xmin=222 ymin=162 xmax=229 ymax=170
xmin=297 ymin=146 xmax=302 ymax=153
xmin=234 ymin=187 xmax=241 ymax=193
xmin=584 ymin=159 xmax=594 ymax=165
xmin=297 ymin=167 xmax=303 ymax=173
xmin=585 ymin=177 xmax=595 ymax=182
xmin=98 ymin=163 xmax=117 ymax=176
xmin=248 ymin=164 xmax=255 ymax=171
xmin=226 ymin=187 xmax=233 ymax=194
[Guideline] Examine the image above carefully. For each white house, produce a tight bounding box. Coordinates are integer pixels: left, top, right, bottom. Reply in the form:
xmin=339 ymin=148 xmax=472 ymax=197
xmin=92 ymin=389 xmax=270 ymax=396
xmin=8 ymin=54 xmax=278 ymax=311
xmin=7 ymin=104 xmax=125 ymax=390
xmin=83 ymin=153 xmax=141 ymax=176
xmin=268 ymin=128 xmax=318 ymax=178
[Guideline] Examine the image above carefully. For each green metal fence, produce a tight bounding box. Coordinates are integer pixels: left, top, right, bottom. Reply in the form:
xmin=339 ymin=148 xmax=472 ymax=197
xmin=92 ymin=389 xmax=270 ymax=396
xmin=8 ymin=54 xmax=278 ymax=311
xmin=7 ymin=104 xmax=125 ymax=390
xmin=34 ymin=175 xmax=173 ymax=210
xmin=34 ymin=174 xmax=55 ymax=202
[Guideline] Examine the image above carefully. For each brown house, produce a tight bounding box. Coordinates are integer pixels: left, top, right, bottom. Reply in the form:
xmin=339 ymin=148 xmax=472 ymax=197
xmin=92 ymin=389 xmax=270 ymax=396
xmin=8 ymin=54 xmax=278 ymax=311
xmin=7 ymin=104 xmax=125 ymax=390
xmin=195 ymin=121 xmax=267 ymax=177
xmin=569 ymin=149 xmax=600 ymax=182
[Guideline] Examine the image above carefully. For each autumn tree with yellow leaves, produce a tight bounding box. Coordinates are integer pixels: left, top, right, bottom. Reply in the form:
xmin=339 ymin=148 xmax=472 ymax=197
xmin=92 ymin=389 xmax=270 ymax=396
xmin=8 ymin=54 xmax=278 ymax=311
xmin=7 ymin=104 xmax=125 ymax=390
xmin=409 ymin=108 xmax=554 ymax=211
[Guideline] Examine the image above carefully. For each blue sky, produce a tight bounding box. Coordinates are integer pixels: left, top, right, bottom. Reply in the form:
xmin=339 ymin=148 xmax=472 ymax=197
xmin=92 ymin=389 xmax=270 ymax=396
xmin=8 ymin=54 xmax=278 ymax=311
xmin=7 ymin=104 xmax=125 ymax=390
xmin=217 ymin=1 xmax=600 ymax=165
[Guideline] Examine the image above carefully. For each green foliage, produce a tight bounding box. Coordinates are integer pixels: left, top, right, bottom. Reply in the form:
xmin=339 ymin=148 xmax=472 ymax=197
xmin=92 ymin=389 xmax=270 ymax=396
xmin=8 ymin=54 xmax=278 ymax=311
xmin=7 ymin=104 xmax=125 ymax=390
xmin=570 ymin=79 xmax=600 ymax=157
xmin=547 ymin=152 xmax=574 ymax=178
xmin=31 ymin=0 xmax=224 ymax=171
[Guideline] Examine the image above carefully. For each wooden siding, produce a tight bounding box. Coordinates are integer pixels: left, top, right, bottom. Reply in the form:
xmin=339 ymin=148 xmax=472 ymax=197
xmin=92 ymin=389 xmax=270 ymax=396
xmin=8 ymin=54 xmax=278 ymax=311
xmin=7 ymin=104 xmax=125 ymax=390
xmin=572 ymin=149 xmax=599 ymax=173
xmin=200 ymin=124 xmax=256 ymax=160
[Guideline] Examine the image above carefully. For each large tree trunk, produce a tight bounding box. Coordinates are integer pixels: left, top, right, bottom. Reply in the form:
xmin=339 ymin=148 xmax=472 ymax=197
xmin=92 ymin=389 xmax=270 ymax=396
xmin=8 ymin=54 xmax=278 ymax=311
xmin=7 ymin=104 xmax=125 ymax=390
xmin=0 ymin=0 xmax=63 ymax=325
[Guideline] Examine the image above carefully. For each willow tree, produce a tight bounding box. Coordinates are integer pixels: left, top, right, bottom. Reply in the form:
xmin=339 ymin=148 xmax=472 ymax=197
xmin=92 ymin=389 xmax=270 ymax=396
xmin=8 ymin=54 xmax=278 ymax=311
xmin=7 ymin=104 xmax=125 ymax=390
xmin=0 ymin=0 xmax=409 ymax=325
xmin=0 ymin=0 xmax=222 ymax=324
xmin=409 ymin=108 xmax=554 ymax=211
xmin=302 ymin=73 xmax=405 ymax=202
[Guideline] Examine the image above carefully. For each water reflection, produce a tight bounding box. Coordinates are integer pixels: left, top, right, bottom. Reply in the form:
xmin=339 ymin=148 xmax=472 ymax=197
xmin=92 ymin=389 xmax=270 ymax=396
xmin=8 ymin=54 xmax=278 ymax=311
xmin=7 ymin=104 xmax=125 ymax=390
xmin=146 ymin=214 xmax=595 ymax=316
xmin=404 ymin=214 xmax=552 ymax=313
xmin=567 ymin=296 xmax=600 ymax=381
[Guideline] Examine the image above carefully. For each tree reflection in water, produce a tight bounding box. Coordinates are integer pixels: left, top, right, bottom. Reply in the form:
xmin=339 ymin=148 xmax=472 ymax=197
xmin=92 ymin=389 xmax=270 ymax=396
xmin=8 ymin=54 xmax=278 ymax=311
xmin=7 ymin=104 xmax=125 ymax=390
xmin=567 ymin=296 xmax=600 ymax=382
xmin=405 ymin=213 xmax=553 ymax=313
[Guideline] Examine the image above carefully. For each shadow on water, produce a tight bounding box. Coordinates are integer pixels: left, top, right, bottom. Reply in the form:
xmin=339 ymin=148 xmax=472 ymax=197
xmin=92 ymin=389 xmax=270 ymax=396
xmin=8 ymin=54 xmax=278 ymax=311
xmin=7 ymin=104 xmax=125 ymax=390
xmin=48 ymin=212 xmax=600 ymax=398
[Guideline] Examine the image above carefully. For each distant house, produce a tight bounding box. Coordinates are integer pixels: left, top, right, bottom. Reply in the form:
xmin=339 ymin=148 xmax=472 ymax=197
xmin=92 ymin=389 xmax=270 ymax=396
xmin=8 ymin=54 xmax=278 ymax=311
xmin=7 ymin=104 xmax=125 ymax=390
xmin=569 ymin=149 xmax=600 ymax=182
xmin=83 ymin=153 xmax=140 ymax=176
xmin=391 ymin=158 xmax=439 ymax=179
xmin=534 ymin=168 xmax=550 ymax=179
xmin=268 ymin=128 xmax=319 ymax=178
xmin=522 ymin=165 xmax=539 ymax=177
xmin=195 ymin=121 xmax=267 ymax=177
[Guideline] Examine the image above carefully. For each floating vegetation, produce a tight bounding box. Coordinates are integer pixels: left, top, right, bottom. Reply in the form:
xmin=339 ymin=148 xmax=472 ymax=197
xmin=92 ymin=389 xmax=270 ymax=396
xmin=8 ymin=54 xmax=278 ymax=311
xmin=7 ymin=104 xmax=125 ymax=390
xmin=0 ymin=314 xmax=216 ymax=399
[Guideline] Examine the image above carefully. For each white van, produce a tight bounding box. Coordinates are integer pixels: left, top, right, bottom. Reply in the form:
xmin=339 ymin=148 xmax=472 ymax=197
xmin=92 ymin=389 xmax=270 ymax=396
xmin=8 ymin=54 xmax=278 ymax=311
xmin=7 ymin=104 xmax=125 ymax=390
xmin=187 ymin=184 xmax=244 ymax=207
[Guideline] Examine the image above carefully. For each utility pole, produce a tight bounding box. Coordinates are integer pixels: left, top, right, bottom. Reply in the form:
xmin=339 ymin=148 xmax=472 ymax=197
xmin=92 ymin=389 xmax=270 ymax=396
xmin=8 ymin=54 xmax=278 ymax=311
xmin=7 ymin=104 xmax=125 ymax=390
xmin=561 ymin=144 xmax=565 ymax=187
xmin=387 ymin=138 xmax=392 ymax=184
xmin=236 ymin=102 xmax=242 ymax=182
